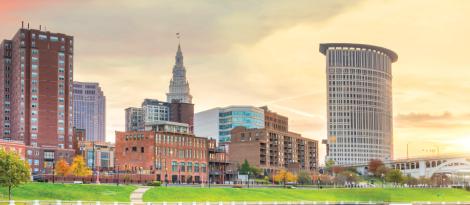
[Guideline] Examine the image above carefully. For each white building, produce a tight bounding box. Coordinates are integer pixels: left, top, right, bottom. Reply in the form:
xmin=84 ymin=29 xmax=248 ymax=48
xmin=73 ymin=82 xmax=106 ymax=142
xmin=194 ymin=106 xmax=265 ymax=144
xmin=320 ymin=43 xmax=398 ymax=165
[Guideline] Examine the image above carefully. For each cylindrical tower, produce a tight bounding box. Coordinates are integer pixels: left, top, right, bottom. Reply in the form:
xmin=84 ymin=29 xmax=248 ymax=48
xmin=319 ymin=43 xmax=398 ymax=165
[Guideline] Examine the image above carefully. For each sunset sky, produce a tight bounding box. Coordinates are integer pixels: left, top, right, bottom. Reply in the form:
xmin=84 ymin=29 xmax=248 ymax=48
xmin=1 ymin=0 xmax=469 ymax=161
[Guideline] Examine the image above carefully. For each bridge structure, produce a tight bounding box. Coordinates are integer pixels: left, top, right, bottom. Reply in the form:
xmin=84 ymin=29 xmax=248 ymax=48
xmin=352 ymin=154 xmax=470 ymax=183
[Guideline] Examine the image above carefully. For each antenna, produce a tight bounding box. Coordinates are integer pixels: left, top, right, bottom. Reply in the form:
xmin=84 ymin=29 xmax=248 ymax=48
xmin=27 ymin=23 xmax=29 ymax=29
xmin=21 ymin=21 xmax=24 ymax=28
xmin=176 ymin=32 xmax=181 ymax=44
xmin=39 ymin=25 xmax=42 ymax=30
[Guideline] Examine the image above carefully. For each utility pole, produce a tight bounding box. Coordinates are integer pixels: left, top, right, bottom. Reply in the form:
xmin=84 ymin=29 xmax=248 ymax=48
xmin=92 ymin=141 xmax=95 ymax=183
xmin=116 ymin=165 xmax=120 ymax=186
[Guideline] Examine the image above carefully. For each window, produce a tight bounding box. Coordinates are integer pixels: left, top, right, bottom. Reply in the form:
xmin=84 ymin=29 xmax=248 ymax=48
xmin=180 ymin=162 xmax=185 ymax=172
xmin=38 ymin=34 xmax=47 ymax=40
xmin=132 ymin=146 xmax=137 ymax=152
xmin=172 ymin=161 xmax=178 ymax=172
xmin=50 ymin=36 xmax=59 ymax=42
xmin=141 ymin=147 xmax=144 ymax=153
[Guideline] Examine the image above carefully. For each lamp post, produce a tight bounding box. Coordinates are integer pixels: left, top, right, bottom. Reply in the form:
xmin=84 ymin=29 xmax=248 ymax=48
xmin=52 ymin=161 xmax=55 ymax=184
xmin=116 ymin=165 xmax=120 ymax=186
xmin=381 ymin=173 xmax=385 ymax=188
xmin=139 ymin=167 xmax=143 ymax=185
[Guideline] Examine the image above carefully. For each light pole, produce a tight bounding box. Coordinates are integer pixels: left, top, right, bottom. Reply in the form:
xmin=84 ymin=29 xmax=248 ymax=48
xmin=116 ymin=165 xmax=120 ymax=186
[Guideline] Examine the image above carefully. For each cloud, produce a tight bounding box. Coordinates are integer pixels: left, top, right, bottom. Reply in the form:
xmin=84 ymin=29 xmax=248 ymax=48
xmin=395 ymin=112 xmax=470 ymax=128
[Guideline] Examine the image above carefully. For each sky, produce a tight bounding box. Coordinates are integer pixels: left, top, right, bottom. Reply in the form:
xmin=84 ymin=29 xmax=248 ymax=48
xmin=1 ymin=0 xmax=470 ymax=161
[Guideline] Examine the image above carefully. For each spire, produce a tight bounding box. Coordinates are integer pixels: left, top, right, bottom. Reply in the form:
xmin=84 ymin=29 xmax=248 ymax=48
xmin=167 ymin=35 xmax=192 ymax=104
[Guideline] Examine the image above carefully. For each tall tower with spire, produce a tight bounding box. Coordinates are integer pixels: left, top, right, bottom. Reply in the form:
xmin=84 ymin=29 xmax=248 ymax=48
xmin=167 ymin=43 xmax=193 ymax=103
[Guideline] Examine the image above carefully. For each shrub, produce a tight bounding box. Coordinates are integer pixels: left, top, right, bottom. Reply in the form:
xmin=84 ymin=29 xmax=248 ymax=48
xmin=147 ymin=181 xmax=161 ymax=186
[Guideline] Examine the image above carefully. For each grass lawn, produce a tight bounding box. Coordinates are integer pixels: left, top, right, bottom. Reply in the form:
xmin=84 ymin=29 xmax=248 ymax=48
xmin=143 ymin=187 xmax=470 ymax=202
xmin=0 ymin=183 xmax=137 ymax=202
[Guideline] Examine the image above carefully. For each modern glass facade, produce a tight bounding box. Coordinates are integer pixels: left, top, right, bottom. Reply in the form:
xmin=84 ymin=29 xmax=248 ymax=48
xmin=195 ymin=106 xmax=265 ymax=143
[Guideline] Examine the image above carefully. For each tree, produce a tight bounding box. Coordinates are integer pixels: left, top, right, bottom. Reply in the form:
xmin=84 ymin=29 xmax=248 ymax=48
xmin=324 ymin=159 xmax=335 ymax=175
xmin=332 ymin=166 xmax=344 ymax=175
xmin=69 ymin=156 xmax=92 ymax=177
xmin=334 ymin=170 xmax=358 ymax=185
xmin=273 ymin=169 xmax=297 ymax=187
xmin=55 ymin=159 xmax=71 ymax=176
xmin=385 ymin=169 xmax=403 ymax=184
xmin=239 ymin=159 xmax=251 ymax=175
xmin=376 ymin=165 xmax=389 ymax=178
xmin=368 ymin=159 xmax=384 ymax=176
xmin=0 ymin=149 xmax=31 ymax=200
xmin=250 ymin=166 xmax=263 ymax=178
xmin=297 ymin=171 xmax=312 ymax=185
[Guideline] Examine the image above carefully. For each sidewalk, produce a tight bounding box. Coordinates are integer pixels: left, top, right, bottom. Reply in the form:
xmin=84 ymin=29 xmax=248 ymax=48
xmin=130 ymin=186 xmax=151 ymax=203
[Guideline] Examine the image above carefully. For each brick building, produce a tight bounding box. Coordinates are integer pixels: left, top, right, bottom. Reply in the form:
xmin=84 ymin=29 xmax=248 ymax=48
xmin=229 ymin=107 xmax=319 ymax=175
xmin=0 ymin=139 xmax=27 ymax=159
xmin=0 ymin=25 xmax=75 ymax=174
xmin=115 ymin=121 xmax=209 ymax=183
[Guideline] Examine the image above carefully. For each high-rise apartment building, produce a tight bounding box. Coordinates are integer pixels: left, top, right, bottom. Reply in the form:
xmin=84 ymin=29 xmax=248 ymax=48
xmin=73 ymin=81 xmax=105 ymax=142
xmin=320 ymin=43 xmax=398 ymax=165
xmin=194 ymin=106 xmax=265 ymax=144
xmin=142 ymin=99 xmax=170 ymax=124
xmin=229 ymin=107 xmax=319 ymax=174
xmin=0 ymin=25 xmax=75 ymax=174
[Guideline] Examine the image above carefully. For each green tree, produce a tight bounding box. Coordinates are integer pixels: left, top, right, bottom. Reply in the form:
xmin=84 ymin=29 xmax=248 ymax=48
xmin=324 ymin=159 xmax=335 ymax=175
xmin=385 ymin=169 xmax=403 ymax=184
xmin=0 ymin=149 xmax=31 ymax=200
xmin=297 ymin=171 xmax=312 ymax=185
xmin=239 ymin=159 xmax=251 ymax=175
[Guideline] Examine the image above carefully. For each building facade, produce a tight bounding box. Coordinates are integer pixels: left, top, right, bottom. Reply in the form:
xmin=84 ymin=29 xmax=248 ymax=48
xmin=125 ymin=100 xmax=194 ymax=132
xmin=73 ymin=81 xmax=105 ymax=142
xmin=76 ymin=140 xmax=115 ymax=171
xmin=194 ymin=106 xmax=265 ymax=144
xmin=167 ymin=44 xmax=192 ymax=104
xmin=0 ymin=26 xmax=75 ymax=174
xmin=320 ymin=43 xmax=398 ymax=165
xmin=115 ymin=122 xmax=210 ymax=183
xmin=0 ymin=139 xmax=27 ymax=160
xmin=125 ymin=107 xmax=144 ymax=131
xmin=229 ymin=107 xmax=319 ymax=175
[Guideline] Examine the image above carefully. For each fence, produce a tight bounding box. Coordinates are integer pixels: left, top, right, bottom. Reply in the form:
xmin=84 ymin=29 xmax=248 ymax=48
xmin=2 ymin=201 xmax=470 ymax=205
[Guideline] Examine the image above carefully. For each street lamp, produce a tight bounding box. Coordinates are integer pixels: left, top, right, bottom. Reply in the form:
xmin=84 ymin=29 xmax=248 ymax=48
xmin=381 ymin=173 xmax=385 ymax=188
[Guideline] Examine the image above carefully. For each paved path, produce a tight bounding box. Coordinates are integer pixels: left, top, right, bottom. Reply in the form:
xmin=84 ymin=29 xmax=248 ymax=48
xmin=130 ymin=186 xmax=151 ymax=203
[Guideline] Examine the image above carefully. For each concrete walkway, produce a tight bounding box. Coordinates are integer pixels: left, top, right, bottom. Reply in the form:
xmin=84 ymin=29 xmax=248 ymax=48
xmin=130 ymin=186 xmax=151 ymax=203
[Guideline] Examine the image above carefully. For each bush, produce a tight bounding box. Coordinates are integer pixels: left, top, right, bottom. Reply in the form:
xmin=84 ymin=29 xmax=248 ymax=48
xmin=147 ymin=181 xmax=161 ymax=186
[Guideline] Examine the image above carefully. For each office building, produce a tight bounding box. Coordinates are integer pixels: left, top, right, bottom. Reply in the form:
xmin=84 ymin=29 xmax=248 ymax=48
xmin=125 ymin=107 xmax=144 ymax=131
xmin=0 ymin=25 xmax=75 ymax=173
xmin=76 ymin=140 xmax=115 ymax=171
xmin=229 ymin=107 xmax=319 ymax=175
xmin=320 ymin=43 xmax=398 ymax=165
xmin=194 ymin=106 xmax=265 ymax=144
xmin=73 ymin=81 xmax=105 ymax=142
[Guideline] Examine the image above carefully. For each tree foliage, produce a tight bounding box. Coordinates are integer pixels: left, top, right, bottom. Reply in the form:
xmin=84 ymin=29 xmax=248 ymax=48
xmin=70 ymin=156 xmax=92 ymax=177
xmin=324 ymin=159 xmax=335 ymax=174
xmin=273 ymin=169 xmax=297 ymax=187
xmin=0 ymin=149 xmax=31 ymax=200
xmin=55 ymin=158 xmax=71 ymax=176
xmin=239 ymin=160 xmax=251 ymax=175
xmin=297 ymin=171 xmax=312 ymax=185
xmin=385 ymin=169 xmax=403 ymax=184
xmin=368 ymin=159 xmax=385 ymax=176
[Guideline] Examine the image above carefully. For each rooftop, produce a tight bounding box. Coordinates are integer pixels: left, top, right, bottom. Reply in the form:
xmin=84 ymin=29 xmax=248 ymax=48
xmin=319 ymin=43 xmax=398 ymax=62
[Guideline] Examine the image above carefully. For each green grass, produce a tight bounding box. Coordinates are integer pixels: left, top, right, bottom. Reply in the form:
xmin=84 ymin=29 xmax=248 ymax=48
xmin=0 ymin=183 xmax=137 ymax=202
xmin=143 ymin=187 xmax=470 ymax=202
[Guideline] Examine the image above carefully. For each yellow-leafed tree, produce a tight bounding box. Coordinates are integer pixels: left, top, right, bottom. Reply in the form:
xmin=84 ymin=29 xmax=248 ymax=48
xmin=55 ymin=158 xmax=71 ymax=176
xmin=273 ymin=169 xmax=297 ymax=187
xmin=70 ymin=156 xmax=92 ymax=177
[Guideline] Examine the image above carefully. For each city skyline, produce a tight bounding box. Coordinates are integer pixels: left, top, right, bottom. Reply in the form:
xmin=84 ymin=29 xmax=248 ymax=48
xmin=1 ymin=0 xmax=470 ymax=161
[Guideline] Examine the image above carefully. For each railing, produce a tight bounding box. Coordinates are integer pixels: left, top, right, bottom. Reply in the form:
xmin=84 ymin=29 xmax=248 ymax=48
xmin=2 ymin=201 xmax=470 ymax=205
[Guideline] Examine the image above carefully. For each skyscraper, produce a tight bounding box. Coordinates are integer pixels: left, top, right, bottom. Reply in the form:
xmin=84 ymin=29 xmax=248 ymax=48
xmin=0 ymin=25 xmax=75 ymax=174
xmin=320 ymin=43 xmax=398 ymax=165
xmin=167 ymin=44 xmax=192 ymax=104
xmin=73 ymin=81 xmax=106 ymax=142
